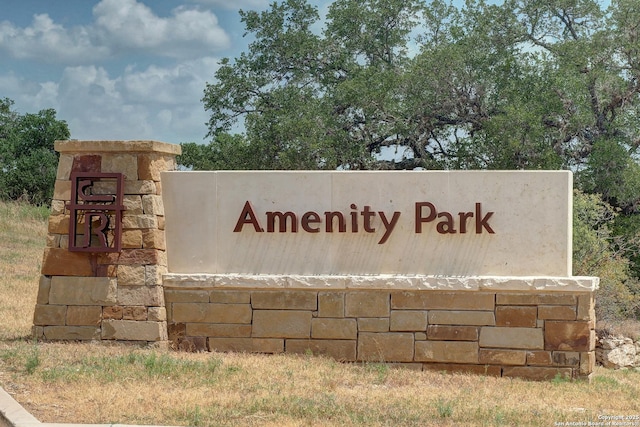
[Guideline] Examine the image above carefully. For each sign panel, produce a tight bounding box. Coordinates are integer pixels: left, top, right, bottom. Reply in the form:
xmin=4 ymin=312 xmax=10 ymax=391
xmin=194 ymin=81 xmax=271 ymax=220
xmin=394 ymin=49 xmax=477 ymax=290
xmin=162 ymin=171 xmax=572 ymax=276
xmin=67 ymin=172 xmax=125 ymax=253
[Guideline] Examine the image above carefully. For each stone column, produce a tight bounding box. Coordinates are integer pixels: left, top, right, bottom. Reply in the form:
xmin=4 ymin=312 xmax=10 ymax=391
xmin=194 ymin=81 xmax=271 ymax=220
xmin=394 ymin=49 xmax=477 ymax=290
xmin=33 ymin=140 xmax=181 ymax=345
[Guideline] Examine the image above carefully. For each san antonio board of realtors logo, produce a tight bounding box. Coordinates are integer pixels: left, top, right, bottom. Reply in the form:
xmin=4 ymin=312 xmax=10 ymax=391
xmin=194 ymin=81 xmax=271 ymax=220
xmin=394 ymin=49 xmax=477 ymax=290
xmin=67 ymin=172 xmax=125 ymax=253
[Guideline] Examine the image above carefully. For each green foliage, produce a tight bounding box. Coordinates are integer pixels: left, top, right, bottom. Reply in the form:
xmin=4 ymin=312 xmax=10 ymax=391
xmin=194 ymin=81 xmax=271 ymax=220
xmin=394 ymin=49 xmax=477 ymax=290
xmin=0 ymin=99 xmax=70 ymax=205
xmin=201 ymin=0 xmax=640 ymax=173
xmin=573 ymin=190 xmax=640 ymax=320
xmin=579 ymin=139 xmax=640 ymax=213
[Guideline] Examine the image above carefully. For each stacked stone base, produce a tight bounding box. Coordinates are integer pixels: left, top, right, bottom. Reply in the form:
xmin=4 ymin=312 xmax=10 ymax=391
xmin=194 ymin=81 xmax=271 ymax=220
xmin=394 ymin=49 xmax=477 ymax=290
xmin=164 ymin=275 xmax=597 ymax=381
xmin=32 ymin=140 xmax=181 ymax=346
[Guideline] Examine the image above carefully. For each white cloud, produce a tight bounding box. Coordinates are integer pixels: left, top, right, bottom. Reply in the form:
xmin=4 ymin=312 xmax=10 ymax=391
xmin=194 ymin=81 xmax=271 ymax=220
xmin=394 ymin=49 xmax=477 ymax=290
xmin=0 ymin=0 xmax=230 ymax=63
xmin=93 ymin=0 xmax=230 ymax=58
xmin=0 ymin=14 xmax=108 ymax=63
xmin=43 ymin=57 xmax=221 ymax=142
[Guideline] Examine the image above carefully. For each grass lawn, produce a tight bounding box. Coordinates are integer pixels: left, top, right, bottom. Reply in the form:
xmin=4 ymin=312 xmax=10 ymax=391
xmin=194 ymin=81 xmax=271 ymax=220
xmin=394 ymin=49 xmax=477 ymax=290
xmin=1 ymin=200 xmax=639 ymax=426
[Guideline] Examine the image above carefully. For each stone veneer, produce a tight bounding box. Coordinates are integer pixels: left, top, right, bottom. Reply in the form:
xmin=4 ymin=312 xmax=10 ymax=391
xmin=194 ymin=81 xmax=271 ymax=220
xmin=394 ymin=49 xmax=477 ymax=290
xmin=164 ymin=274 xmax=598 ymax=381
xmin=33 ymin=140 xmax=181 ymax=345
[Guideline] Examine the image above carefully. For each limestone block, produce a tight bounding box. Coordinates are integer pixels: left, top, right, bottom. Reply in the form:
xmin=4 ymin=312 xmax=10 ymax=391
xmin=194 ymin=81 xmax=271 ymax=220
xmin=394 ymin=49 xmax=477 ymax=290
xmin=318 ymin=292 xmax=345 ymax=317
xmin=48 ymin=214 xmax=69 ymax=234
xmin=145 ymin=264 xmax=166 ymax=286
xmin=187 ymin=323 xmax=252 ymax=337
xmin=53 ymin=180 xmax=71 ymax=201
xmin=209 ymin=290 xmax=251 ymax=304
xmin=357 ymin=318 xmax=389 ymax=332
xmin=138 ymin=153 xmax=176 ymax=181
xmin=544 ymin=321 xmax=591 ymax=351
xmin=123 ymin=306 xmax=148 ymax=321
xmin=33 ymin=304 xmax=66 ymax=326
xmin=122 ymin=214 xmax=158 ymax=230
xmin=101 ymin=153 xmax=138 ymax=179
xmin=102 ymin=320 xmax=167 ymax=341
xmin=59 ymin=235 xmax=69 ymax=249
xmin=495 ymin=306 xmax=537 ymax=327
xmin=415 ymin=332 xmax=427 ymax=340
xmin=415 ymin=341 xmax=479 ymax=363
xmin=51 ymin=200 xmax=66 ymax=215
xmin=117 ymin=264 xmax=145 ymax=286
xmin=71 ymin=154 xmax=102 ymax=174
xmin=142 ymin=195 xmax=164 ymax=215
xmin=392 ymin=291 xmax=494 ymax=310
xmin=117 ymin=285 xmax=164 ymax=306
xmin=345 ymin=291 xmax=389 ymax=317
xmin=66 ymin=306 xmax=102 ymax=326
xmin=252 ymin=310 xmax=312 ymax=338
xmin=422 ymin=363 xmax=501 ymax=377
xmin=427 ymin=325 xmax=479 ymax=341
xmin=121 ymin=230 xmax=143 ymax=249
xmin=123 ymin=195 xmax=143 ymax=214
xmin=538 ymin=294 xmax=576 ymax=305
xmin=124 ymin=180 xmax=156 ymax=195
xmin=42 ymin=248 xmax=93 ymax=276
xmin=251 ymin=290 xmax=317 ymax=310
xmin=358 ymin=332 xmax=414 ymax=362
xmin=142 ymin=229 xmax=166 ymax=250
xmin=526 ymin=351 xmax=553 ymax=366
xmin=580 ymin=351 xmax=595 ymax=375
xmin=538 ymin=305 xmax=576 ymax=320
xmin=495 ymin=293 xmax=537 ymax=305
xmin=428 ymin=310 xmax=495 ymax=326
xmin=576 ymin=294 xmax=595 ymax=321
xmin=100 ymin=249 xmax=164 ymax=266
xmin=390 ymin=311 xmax=428 ymax=331
xmin=164 ymin=289 xmax=210 ymax=303
xmin=479 ymin=327 xmax=544 ymax=350
xmin=46 ymin=234 xmax=61 ymax=248
xmin=209 ymin=338 xmax=284 ymax=353
xmin=311 ymin=318 xmax=357 ymax=339
xmin=103 ymin=306 xmax=123 ymax=320
xmin=44 ymin=326 xmax=101 ymax=341
xmin=479 ymin=349 xmax=526 ymax=365
xmin=49 ymin=276 xmax=117 ymax=305
xmin=148 ymin=307 xmax=166 ymax=322
xmin=502 ymin=366 xmax=572 ymax=381
xmin=37 ymin=276 xmax=51 ymax=305
xmin=172 ymin=303 xmax=252 ymax=324
xmin=552 ymin=351 xmax=580 ymax=367
xmin=91 ymin=181 xmax=117 ymax=195
xmin=286 ymin=339 xmax=357 ymax=361
xmin=56 ymin=154 xmax=74 ymax=180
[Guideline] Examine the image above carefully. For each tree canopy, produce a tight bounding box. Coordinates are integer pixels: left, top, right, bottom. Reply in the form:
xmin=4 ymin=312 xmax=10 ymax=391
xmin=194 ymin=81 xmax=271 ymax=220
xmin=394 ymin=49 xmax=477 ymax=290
xmin=0 ymin=98 xmax=70 ymax=205
xmin=198 ymin=0 xmax=640 ymax=181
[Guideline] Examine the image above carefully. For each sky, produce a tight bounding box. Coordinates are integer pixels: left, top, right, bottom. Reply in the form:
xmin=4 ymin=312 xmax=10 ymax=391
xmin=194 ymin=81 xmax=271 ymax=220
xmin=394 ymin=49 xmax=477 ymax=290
xmin=0 ymin=0 xmax=333 ymax=144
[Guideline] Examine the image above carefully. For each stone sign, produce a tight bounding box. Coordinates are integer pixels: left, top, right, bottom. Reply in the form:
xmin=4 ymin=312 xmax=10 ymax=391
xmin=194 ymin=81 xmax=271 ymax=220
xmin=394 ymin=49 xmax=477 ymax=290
xmin=33 ymin=141 xmax=599 ymax=381
xmin=162 ymin=171 xmax=572 ymax=276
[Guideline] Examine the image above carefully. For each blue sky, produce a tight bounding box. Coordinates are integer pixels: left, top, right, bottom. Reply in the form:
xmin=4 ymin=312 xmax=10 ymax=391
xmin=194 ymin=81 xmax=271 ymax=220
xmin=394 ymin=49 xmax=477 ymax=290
xmin=0 ymin=0 xmax=334 ymax=143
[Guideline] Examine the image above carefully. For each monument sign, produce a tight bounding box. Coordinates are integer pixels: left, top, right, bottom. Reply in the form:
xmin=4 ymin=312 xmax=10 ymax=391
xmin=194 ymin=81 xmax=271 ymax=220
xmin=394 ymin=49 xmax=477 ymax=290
xmin=33 ymin=141 xmax=598 ymax=381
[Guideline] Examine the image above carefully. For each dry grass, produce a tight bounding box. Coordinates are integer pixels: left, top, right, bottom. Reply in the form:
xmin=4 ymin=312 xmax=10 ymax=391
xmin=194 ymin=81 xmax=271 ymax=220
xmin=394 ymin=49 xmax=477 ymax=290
xmin=1 ymin=200 xmax=640 ymax=427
